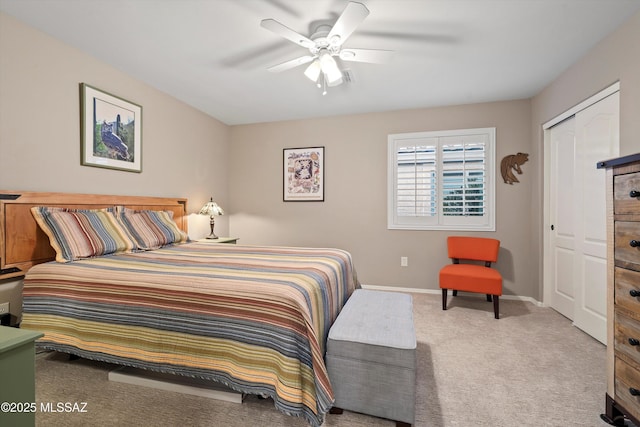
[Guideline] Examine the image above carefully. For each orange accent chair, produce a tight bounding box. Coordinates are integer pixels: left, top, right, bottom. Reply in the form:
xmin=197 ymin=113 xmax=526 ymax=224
xmin=439 ymin=236 xmax=502 ymax=319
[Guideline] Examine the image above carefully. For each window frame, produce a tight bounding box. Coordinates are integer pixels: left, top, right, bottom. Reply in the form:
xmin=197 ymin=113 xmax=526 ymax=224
xmin=387 ymin=127 xmax=496 ymax=231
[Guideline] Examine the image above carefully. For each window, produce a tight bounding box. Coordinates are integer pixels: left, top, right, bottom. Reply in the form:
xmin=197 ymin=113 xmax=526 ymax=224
xmin=388 ymin=127 xmax=495 ymax=231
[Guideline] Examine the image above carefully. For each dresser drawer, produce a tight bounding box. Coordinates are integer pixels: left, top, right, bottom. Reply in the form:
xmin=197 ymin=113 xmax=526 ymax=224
xmin=617 ymin=268 xmax=640 ymax=313
xmin=616 ymin=310 xmax=640 ymax=364
xmin=615 ymin=357 xmax=640 ymax=421
xmin=615 ymin=172 xmax=640 ymax=215
xmin=615 ymin=221 xmax=640 ymax=271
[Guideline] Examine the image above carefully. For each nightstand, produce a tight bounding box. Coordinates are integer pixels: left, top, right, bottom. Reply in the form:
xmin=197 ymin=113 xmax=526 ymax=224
xmin=0 ymin=326 xmax=43 ymax=427
xmin=197 ymin=237 xmax=239 ymax=244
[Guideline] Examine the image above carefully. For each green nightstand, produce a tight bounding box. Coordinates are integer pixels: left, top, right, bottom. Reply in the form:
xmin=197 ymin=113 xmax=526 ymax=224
xmin=0 ymin=326 xmax=43 ymax=427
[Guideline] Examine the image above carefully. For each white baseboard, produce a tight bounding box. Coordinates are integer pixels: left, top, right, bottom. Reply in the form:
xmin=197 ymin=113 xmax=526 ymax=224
xmin=108 ymin=366 xmax=243 ymax=403
xmin=360 ymin=284 xmax=544 ymax=307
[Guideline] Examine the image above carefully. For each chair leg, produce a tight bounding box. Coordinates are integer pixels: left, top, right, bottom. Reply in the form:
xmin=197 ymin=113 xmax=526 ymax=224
xmin=442 ymin=289 xmax=447 ymax=310
xmin=452 ymin=290 xmax=457 ymax=296
xmin=493 ymin=296 xmax=499 ymax=319
xmin=486 ymin=294 xmax=492 ymax=302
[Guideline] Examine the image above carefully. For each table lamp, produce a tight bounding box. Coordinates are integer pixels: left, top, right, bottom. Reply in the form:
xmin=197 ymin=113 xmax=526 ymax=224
xmin=198 ymin=197 xmax=224 ymax=239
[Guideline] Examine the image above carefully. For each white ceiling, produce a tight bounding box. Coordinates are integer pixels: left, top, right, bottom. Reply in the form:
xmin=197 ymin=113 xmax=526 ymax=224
xmin=1 ymin=0 xmax=639 ymax=125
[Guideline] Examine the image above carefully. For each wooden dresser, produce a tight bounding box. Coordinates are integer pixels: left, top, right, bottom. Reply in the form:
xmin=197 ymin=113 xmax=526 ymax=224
xmin=599 ymin=153 xmax=640 ymax=426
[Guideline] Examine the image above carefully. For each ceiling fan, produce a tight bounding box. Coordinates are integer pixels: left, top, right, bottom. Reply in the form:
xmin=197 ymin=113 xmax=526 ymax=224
xmin=260 ymin=1 xmax=393 ymax=94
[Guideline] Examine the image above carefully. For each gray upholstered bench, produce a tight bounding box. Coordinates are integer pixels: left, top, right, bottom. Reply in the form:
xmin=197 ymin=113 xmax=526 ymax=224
xmin=327 ymin=289 xmax=416 ymax=427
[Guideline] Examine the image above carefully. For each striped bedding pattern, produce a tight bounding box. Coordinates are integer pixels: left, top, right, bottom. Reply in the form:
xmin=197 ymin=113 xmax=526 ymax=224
xmin=21 ymin=242 xmax=358 ymax=426
xmin=30 ymin=206 xmax=136 ymax=262
xmin=114 ymin=206 xmax=189 ymax=250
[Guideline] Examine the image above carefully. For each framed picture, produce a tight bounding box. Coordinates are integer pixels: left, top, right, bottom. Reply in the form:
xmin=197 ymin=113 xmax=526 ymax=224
xmin=80 ymin=83 xmax=142 ymax=172
xmin=283 ymin=147 xmax=325 ymax=201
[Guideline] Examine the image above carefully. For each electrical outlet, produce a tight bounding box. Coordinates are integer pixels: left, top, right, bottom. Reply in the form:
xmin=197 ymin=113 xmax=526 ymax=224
xmin=0 ymin=302 xmax=9 ymax=315
xmin=400 ymin=257 xmax=408 ymax=267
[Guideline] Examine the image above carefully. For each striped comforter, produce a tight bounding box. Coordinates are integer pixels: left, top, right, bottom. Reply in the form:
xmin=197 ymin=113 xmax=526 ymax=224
xmin=21 ymin=242 xmax=358 ymax=426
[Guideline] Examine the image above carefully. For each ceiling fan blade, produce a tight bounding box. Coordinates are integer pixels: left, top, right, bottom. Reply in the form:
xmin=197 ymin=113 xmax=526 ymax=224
xmin=358 ymin=30 xmax=459 ymax=44
xmin=260 ymin=19 xmax=315 ymax=49
xmin=339 ymin=48 xmax=394 ymax=64
xmin=267 ymin=55 xmax=316 ymax=72
xmin=327 ymin=2 xmax=369 ymax=45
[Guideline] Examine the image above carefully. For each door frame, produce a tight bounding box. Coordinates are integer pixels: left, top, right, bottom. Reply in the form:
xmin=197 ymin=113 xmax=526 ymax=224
xmin=542 ymin=81 xmax=620 ymax=309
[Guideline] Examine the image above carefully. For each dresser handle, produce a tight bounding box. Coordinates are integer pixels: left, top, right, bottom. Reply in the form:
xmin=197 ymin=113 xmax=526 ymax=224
xmin=630 ymin=388 xmax=640 ymax=396
xmin=631 ymin=190 xmax=640 ymax=198
xmin=630 ymin=338 xmax=640 ymax=346
xmin=630 ymin=290 xmax=640 ymax=297
xmin=631 ymin=240 xmax=640 ymax=248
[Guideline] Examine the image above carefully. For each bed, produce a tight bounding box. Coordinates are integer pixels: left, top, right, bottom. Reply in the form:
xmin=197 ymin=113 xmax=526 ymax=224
xmin=0 ymin=191 xmax=358 ymax=426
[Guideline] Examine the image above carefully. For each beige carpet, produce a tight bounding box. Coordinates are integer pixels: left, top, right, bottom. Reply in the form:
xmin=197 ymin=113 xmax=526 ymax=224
xmin=34 ymin=292 xmax=616 ymax=426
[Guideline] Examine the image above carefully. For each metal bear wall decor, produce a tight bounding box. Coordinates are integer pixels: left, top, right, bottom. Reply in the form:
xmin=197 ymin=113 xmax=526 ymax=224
xmin=500 ymin=152 xmax=529 ymax=184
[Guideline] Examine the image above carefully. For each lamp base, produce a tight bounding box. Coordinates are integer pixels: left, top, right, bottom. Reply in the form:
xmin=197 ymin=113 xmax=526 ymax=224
xmin=207 ymin=216 xmax=218 ymax=239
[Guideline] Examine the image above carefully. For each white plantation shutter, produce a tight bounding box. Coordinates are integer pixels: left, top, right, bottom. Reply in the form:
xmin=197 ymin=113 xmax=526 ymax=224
xmin=388 ymin=128 xmax=495 ymax=231
xmin=396 ymin=141 xmax=436 ymax=217
xmin=441 ymin=136 xmax=487 ymax=216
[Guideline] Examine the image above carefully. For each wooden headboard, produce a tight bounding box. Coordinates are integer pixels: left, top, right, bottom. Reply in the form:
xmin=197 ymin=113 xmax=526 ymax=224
xmin=0 ymin=191 xmax=188 ymax=280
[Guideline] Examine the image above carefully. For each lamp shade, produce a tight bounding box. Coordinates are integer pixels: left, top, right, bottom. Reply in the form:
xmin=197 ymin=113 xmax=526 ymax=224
xmin=319 ymin=50 xmax=343 ymax=86
xmin=325 ymin=69 xmax=343 ymax=86
xmin=199 ymin=198 xmax=224 ymax=216
xmin=304 ymin=59 xmax=322 ymax=82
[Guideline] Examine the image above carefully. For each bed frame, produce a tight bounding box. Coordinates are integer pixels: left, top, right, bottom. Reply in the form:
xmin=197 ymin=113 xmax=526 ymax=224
xmin=0 ymin=190 xmax=188 ymax=280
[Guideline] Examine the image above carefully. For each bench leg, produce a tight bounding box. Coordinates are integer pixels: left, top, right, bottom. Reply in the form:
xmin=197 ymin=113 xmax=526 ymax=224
xmin=486 ymin=294 xmax=492 ymax=302
xmin=452 ymin=290 xmax=457 ymax=296
xmin=493 ymin=295 xmax=499 ymax=319
xmin=442 ymin=289 xmax=447 ymax=310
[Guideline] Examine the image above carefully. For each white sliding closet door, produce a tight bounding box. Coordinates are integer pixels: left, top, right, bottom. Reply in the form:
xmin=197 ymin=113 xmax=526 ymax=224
xmin=548 ymin=91 xmax=619 ymax=344
xmin=549 ymin=117 xmax=577 ymax=321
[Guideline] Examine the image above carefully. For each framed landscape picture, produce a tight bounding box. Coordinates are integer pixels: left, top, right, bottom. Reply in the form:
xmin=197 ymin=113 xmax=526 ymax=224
xmin=80 ymin=83 xmax=142 ymax=172
xmin=283 ymin=147 xmax=324 ymax=201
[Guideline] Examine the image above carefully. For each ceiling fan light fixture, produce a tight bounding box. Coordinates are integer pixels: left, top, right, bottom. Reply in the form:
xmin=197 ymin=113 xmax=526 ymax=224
xmin=325 ymin=72 xmax=343 ymax=87
xmin=304 ymin=59 xmax=322 ymax=82
xmin=261 ymin=1 xmax=390 ymax=93
xmin=319 ymin=50 xmax=342 ymax=86
xmin=319 ymin=50 xmax=338 ymax=73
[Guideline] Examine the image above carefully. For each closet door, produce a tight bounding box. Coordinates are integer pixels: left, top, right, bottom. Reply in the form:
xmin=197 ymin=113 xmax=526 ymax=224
xmin=549 ymin=92 xmax=619 ymax=344
xmin=572 ymin=92 xmax=619 ymax=343
xmin=549 ymin=117 xmax=577 ymax=321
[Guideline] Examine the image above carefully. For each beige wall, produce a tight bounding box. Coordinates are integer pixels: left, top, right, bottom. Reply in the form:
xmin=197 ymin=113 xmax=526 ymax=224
xmin=530 ymin=11 xmax=640 ymax=300
xmin=229 ymin=100 xmax=535 ymax=296
xmin=0 ymin=12 xmax=230 ymax=235
xmin=0 ymin=12 xmax=230 ymax=322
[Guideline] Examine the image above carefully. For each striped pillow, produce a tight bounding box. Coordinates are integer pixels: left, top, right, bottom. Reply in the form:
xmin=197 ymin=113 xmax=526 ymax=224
xmin=115 ymin=207 xmax=188 ymax=250
xmin=31 ymin=207 xmax=136 ymax=263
